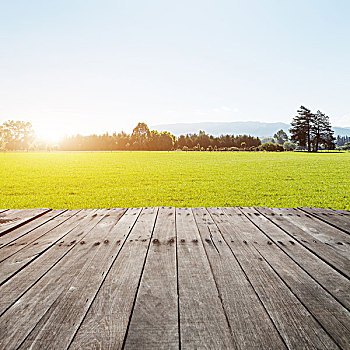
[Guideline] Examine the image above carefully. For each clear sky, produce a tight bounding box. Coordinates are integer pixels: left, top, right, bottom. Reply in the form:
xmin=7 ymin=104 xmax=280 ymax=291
xmin=1 ymin=0 xmax=349 ymax=140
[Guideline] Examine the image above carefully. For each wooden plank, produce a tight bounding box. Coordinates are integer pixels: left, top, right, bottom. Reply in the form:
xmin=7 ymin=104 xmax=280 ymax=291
xmin=208 ymin=208 xmax=338 ymax=350
xmin=18 ymin=208 xmax=129 ymax=350
xmin=0 ymin=210 xmax=82 ymax=286
xmin=287 ymin=208 xmax=350 ymax=255
xmin=0 ymin=209 xmax=104 ymax=316
xmin=0 ymin=210 xmax=69 ymax=261
xmin=176 ymin=208 xmax=234 ymax=349
xmin=0 ymin=209 xmax=124 ymax=349
xmin=240 ymin=207 xmax=350 ymax=310
xmin=123 ymin=208 xmax=178 ymax=349
xmin=69 ymin=207 xmax=156 ymax=350
xmin=0 ymin=210 xmax=67 ymax=248
xmin=332 ymin=209 xmax=350 ymax=216
xmin=271 ymin=208 xmax=350 ymax=257
xmin=299 ymin=207 xmax=350 ymax=234
xmin=0 ymin=209 xmax=51 ymax=237
xmin=257 ymin=207 xmax=350 ymax=278
xmin=226 ymin=208 xmax=350 ymax=349
xmin=192 ymin=207 xmax=286 ymax=349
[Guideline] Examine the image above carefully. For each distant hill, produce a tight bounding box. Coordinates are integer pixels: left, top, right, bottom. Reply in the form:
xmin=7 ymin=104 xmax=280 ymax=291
xmin=152 ymin=121 xmax=350 ymax=137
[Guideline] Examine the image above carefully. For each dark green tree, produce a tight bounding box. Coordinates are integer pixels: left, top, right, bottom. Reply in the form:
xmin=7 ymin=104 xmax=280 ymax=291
xmin=197 ymin=130 xmax=211 ymax=149
xmin=290 ymin=106 xmax=313 ymax=152
xmin=131 ymin=122 xmax=150 ymax=149
xmin=312 ymin=110 xmax=335 ymax=151
xmin=147 ymin=130 xmax=174 ymax=151
xmin=273 ymin=129 xmax=288 ymax=145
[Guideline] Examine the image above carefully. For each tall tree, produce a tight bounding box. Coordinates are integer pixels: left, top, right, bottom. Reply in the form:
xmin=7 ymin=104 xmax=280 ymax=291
xmin=290 ymin=106 xmax=313 ymax=152
xmin=0 ymin=120 xmax=34 ymax=150
xmin=312 ymin=110 xmax=335 ymax=151
xmin=273 ymin=129 xmax=288 ymax=145
xmin=131 ymin=122 xmax=150 ymax=149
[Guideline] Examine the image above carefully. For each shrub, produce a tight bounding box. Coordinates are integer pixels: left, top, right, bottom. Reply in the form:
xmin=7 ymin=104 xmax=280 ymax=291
xmin=283 ymin=141 xmax=296 ymax=151
xmin=258 ymin=142 xmax=284 ymax=152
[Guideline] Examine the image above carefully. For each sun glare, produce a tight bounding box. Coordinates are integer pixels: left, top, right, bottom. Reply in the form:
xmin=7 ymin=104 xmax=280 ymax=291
xmin=35 ymin=126 xmax=67 ymax=144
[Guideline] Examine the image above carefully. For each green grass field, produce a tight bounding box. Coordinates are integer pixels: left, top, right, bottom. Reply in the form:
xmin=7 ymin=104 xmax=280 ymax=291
xmin=1 ymin=151 xmax=349 ymax=210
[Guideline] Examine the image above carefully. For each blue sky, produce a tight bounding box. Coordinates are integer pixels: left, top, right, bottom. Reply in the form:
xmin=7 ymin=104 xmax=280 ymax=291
xmin=1 ymin=0 xmax=349 ymax=140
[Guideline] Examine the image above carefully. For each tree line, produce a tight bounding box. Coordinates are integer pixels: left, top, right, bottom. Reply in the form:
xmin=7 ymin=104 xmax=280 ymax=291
xmin=1 ymin=106 xmax=349 ymax=152
xmin=60 ymin=123 xmax=262 ymax=151
xmin=337 ymin=135 xmax=350 ymax=147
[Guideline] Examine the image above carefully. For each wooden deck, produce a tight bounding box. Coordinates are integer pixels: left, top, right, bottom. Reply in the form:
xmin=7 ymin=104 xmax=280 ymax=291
xmin=0 ymin=207 xmax=349 ymax=349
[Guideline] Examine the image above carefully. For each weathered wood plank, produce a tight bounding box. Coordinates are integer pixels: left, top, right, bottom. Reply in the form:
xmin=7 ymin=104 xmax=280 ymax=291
xmin=227 ymin=208 xmax=350 ymax=349
xmin=240 ymin=207 xmax=350 ymax=310
xmin=0 ymin=209 xmax=121 ymax=349
xmin=124 ymin=207 xmax=178 ymax=350
xmin=257 ymin=207 xmax=350 ymax=278
xmin=0 ymin=210 xmax=81 ymax=286
xmin=208 ymin=208 xmax=338 ymax=350
xmin=69 ymin=207 xmax=156 ymax=350
xmin=288 ymin=208 xmax=350 ymax=255
xmin=0 ymin=206 xmax=348 ymax=349
xmin=0 ymin=209 xmax=51 ymax=237
xmin=268 ymin=208 xmax=350 ymax=257
xmin=192 ymin=207 xmax=285 ymax=349
xmin=0 ymin=209 xmax=104 ymax=316
xmin=332 ymin=209 xmax=350 ymax=216
xmin=0 ymin=210 xmax=69 ymax=261
xmin=0 ymin=210 xmax=67 ymax=249
xmin=176 ymin=208 xmax=234 ymax=349
xmin=18 ymin=208 xmax=129 ymax=350
xmin=299 ymin=207 xmax=350 ymax=234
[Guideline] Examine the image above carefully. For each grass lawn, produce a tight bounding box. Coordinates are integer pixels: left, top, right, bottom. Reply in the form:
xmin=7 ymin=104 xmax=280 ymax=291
xmin=1 ymin=151 xmax=349 ymax=210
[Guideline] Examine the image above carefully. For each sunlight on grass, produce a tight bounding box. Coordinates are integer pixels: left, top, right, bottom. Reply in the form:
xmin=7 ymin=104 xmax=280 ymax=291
xmin=1 ymin=152 xmax=349 ymax=210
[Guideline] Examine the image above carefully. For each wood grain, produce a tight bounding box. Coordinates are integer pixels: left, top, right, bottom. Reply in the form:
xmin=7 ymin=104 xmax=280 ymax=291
xmin=228 ymin=208 xmax=350 ymax=349
xmin=69 ymin=207 xmax=156 ymax=350
xmin=240 ymin=207 xmax=350 ymax=310
xmin=193 ymin=207 xmax=285 ymax=349
xmin=0 ymin=207 xmax=348 ymax=350
xmin=0 ymin=210 xmax=69 ymax=262
xmin=299 ymin=207 xmax=350 ymax=234
xmin=0 ymin=209 xmax=112 ymax=349
xmin=0 ymin=209 xmax=103 ymax=316
xmin=0 ymin=210 xmax=81 ymax=285
xmin=176 ymin=208 xmax=234 ymax=349
xmin=0 ymin=209 xmax=51 ymax=238
xmin=257 ymin=207 xmax=350 ymax=277
xmin=124 ymin=207 xmax=178 ymax=349
xmin=209 ymin=207 xmax=338 ymax=350
xmin=18 ymin=208 xmax=127 ymax=350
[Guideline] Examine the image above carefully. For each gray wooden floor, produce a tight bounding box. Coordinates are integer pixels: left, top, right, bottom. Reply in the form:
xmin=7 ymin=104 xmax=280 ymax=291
xmin=0 ymin=207 xmax=349 ymax=349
